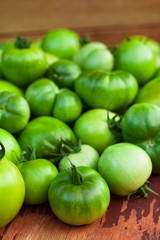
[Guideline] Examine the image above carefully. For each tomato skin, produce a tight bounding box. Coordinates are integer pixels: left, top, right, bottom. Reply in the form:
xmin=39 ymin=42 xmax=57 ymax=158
xmin=49 ymin=59 xmax=82 ymax=89
xmin=0 ymin=80 xmax=24 ymax=96
xmin=0 ymin=160 xmax=25 ymax=228
xmin=42 ymin=29 xmax=80 ymax=59
xmin=18 ymin=116 xmax=77 ymax=159
xmin=98 ymin=143 xmax=152 ymax=196
xmin=74 ymin=70 xmax=138 ymax=111
xmin=1 ymin=44 xmax=47 ymax=87
xmin=59 ymin=144 xmax=99 ymax=171
xmin=17 ymin=159 xmax=58 ymax=204
xmin=48 ymin=166 xmax=110 ymax=225
xmin=122 ymin=103 xmax=160 ymax=173
xmin=53 ymin=88 xmax=82 ymax=123
xmin=73 ymin=109 xmax=119 ymax=154
xmin=135 ymin=77 xmax=160 ymax=106
xmin=114 ymin=36 xmax=157 ymax=84
xmin=25 ymin=78 xmax=59 ymax=116
xmin=0 ymin=128 xmax=21 ymax=164
xmin=0 ymin=91 xmax=30 ymax=134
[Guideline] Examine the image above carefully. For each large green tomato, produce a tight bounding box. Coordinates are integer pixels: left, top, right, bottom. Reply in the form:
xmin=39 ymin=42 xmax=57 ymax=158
xmin=135 ymin=77 xmax=160 ymax=106
xmin=75 ymin=70 xmax=138 ymax=111
xmin=122 ymin=103 xmax=160 ymax=173
xmin=114 ymin=36 xmax=157 ymax=84
xmin=48 ymin=166 xmax=110 ymax=225
xmin=74 ymin=42 xmax=114 ymax=71
xmin=0 ymin=128 xmax=21 ymax=164
xmin=52 ymin=88 xmax=82 ymax=123
xmin=59 ymin=144 xmax=99 ymax=171
xmin=18 ymin=116 xmax=77 ymax=160
xmin=73 ymin=109 xmax=120 ymax=154
xmin=98 ymin=143 xmax=152 ymax=196
xmin=46 ymin=59 xmax=81 ymax=89
xmin=17 ymin=159 xmax=58 ymax=204
xmin=0 ymin=91 xmax=30 ymax=134
xmin=0 ymin=151 xmax=25 ymax=228
xmin=25 ymin=78 xmax=59 ymax=116
xmin=1 ymin=37 xmax=47 ymax=87
xmin=41 ymin=29 xmax=80 ymax=59
xmin=0 ymin=80 xmax=24 ymax=96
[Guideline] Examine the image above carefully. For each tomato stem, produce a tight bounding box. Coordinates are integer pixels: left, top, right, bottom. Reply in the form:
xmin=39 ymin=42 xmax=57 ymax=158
xmin=127 ymin=181 xmax=159 ymax=200
xmin=45 ymin=66 xmax=64 ymax=88
xmin=71 ymin=164 xmax=83 ymax=185
xmin=0 ymin=142 xmax=5 ymax=160
xmin=80 ymin=35 xmax=91 ymax=46
xmin=15 ymin=36 xmax=31 ymax=49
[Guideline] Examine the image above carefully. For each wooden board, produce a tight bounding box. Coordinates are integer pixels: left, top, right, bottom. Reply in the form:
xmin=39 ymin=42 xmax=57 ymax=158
xmin=0 ymin=174 xmax=160 ymax=240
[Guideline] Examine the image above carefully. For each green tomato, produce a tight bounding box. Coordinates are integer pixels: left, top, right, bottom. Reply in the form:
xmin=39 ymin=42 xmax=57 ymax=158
xmin=17 ymin=159 xmax=58 ymax=204
xmin=114 ymin=36 xmax=157 ymax=84
xmin=135 ymin=77 xmax=160 ymax=106
xmin=42 ymin=29 xmax=80 ymax=59
xmin=98 ymin=143 xmax=152 ymax=196
xmin=0 ymin=91 xmax=30 ymax=134
xmin=48 ymin=166 xmax=110 ymax=225
xmin=59 ymin=144 xmax=99 ymax=171
xmin=74 ymin=42 xmax=106 ymax=68
xmin=73 ymin=109 xmax=120 ymax=154
xmin=25 ymin=78 xmax=59 ymax=116
xmin=0 ymin=41 xmax=14 ymax=51
xmin=1 ymin=39 xmax=47 ymax=87
xmin=0 ymin=128 xmax=21 ymax=164
xmin=0 ymin=80 xmax=24 ymax=96
xmin=18 ymin=116 xmax=77 ymax=160
xmin=74 ymin=42 xmax=114 ymax=71
xmin=53 ymin=88 xmax=82 ymax=123
xmin=0 ymin=159 xmax=25 ymax=228
xmin=122 ymin=103 xmax=160 ymax=173
xmin=74 ymin=70 xmax=138 ymax=111
xmin=46 ymin=59 xmax=82 ymax=89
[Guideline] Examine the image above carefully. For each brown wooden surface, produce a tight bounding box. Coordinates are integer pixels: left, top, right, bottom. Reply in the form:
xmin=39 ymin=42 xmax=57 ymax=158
xmin=0 ymin=175 xmax=160 ymax=240
xmin=0 ymin=0 xmax=160 ymax=34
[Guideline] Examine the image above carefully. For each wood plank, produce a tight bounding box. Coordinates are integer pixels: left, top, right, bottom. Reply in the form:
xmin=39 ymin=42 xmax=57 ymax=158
xmin=0 ymin=0 xmax=160 ymax=34
xmin=0 ymin=175 xmax=159 ymax=240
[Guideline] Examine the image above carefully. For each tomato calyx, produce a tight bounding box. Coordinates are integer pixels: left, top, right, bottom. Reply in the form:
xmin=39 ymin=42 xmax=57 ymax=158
xmin=45 ymin=65 xmax=64 ymax=88
xmin=80 ymin=35 xmax=91 ymax=46
xmin=0 ymin=142 xmax=5 ymax=160
xmin=127 ymin=181 xmax=159 ymax=200
xmin=15 ymin=36 xmax=31 ymax=49
xmin=15 ymin=146 xmax=37 ymax=164
xmin=107 ymin=111 xmax=123 ymax=142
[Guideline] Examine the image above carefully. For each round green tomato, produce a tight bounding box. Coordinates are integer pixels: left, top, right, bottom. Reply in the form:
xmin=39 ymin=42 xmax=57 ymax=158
xmin=17 ymin=159 xmax=58 ymax=204
xmin=0 ymin=91 xmax=30 ymax=134
xmin=42 ymin=29 xmax=80 ymax=59
xmin=0 ymin=80 xmax=23 ymax=96
xmin=83 ymin=48 xmax=114 ymax=71
xmin=114 ymin=36 xmax=157 ymax=84
xmin=59 ymin=144 xmax=99 ymax=171
xmin=73 ymin=109 xmax=119 ymax=154
xmin=48 ymin=166 xmax=110 ymax=225
xmin=122 ymin=103 xmax=160 ymax=173
xmin=135 ymin=77 xmax=160 ymax=106
xmin=74 ymin=42 xmax=106 ymax=68
xmin=0 ymin=128 xmax=21 ymax=164
xmin=98 ymin=143 xmax=152 ymax=196
xmin=0 ymin=159 xmax=25 ymax=228
xmin=47 ymin=59 xmax=81 ymax=89
xmin=0 ymin=41 xmax=14 ymax=51
xmin=18 ymin=116 xmax=77 ymax=160
xmin=1 ymin=44 xmax=47 ymax=87
xmin=53 ymin=88 xmax=82 ymax=122
xmin=74 ymin=70 xmax=138 ymax=111
xmin=25 ymin=78 xmax=59 ymax=116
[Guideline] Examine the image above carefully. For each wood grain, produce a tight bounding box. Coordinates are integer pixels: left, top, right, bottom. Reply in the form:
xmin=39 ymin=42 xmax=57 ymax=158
xmin=0 ymin=0 xmax=160 ymax=34
xmin=0 ymin=175 xmax=160 ymax=240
